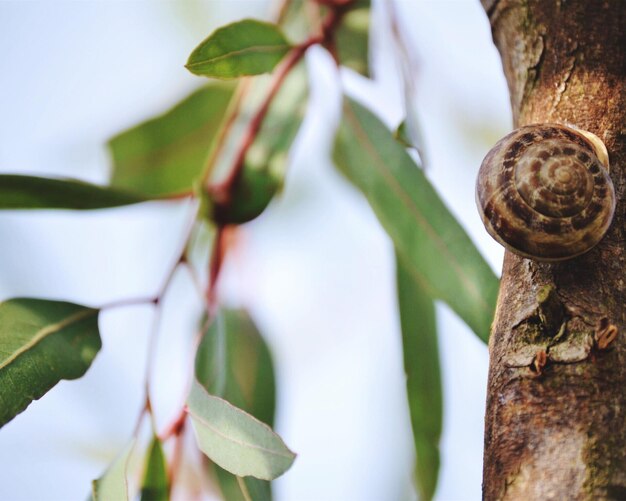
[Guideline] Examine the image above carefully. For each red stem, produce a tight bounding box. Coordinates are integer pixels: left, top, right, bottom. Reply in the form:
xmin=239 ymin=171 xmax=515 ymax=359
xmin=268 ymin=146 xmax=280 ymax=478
xmin=207 ymin=225 xmax=228 ymax=308
xmin=207 ymin=4 xmax=347 ymax=205
xmin=207 ymin=40 xmax=315 ymax=204
xmin=166 ymin=414 xmax=187 ymax=489
xmin=200 ymin=79 xmax=252 ymax=187
xmin=153 ymin=3 xmax=353 ymax=489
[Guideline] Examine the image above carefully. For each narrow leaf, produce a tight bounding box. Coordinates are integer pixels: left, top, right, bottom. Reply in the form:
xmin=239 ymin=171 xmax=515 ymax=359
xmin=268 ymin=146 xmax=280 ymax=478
xmin=0 ymin=298 xmax=101 ymax=428
xmin=187 ymin=380 xmax=295 ymax=481
xmin=140 ymin=435 xmax=169 ymax=501
xmin=184 ymin=220 xmax=215 ymax=283
xmin=109 ymin=83 xmax=236 ymax=197
xmin=0 ymin=175 xmax=145 ymax=210
xmin=206 ymin=65 xmax=308 ymax=225
xmin=186 ymin=19 xmax=292 ymax=79
xmin=333 ymin=97 xmax=499 ymax=341
xmin=92 ymin=442 xmax=134 ymax=501
xmin=396 ymin=252 xmax=442 ymax=501
xmin=196 ymin=309 xmax=276 ymax=499
xmin=196 ymin=309 xmax=276 ymax=424
xmin=335 ymin=2 xmax=371 ymax=77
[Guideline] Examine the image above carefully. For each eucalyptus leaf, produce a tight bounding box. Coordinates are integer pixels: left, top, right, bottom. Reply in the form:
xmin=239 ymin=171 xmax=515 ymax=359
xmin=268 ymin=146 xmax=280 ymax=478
xmin=196 ymin=309 xmax=276 ymax=499
xmin=0 ymin=175 xmax=145 ymax=210
xmin=109 ymin=83 xmax=236 ymax=197
xmin=92 ymin=442 xmax=134 ymax=501
xmin=186 ymin=19 xmax=292 ymax=79
xmin=277 ymin=0 xmax=308 ymax=42
xmin=214 ymin=468 xmax=271 ymax=501
xmin=333 ymin=97 xmax=498 ymax=341
xmin=196 ymin=309 xmax=276 ymax=425
xmin=140 ymin=435 xmax=169 ymax=501
xmin=335 ymin=2 xmax=371 ymax=77
xmin=184 ymin=220 xmax=215 ymax=281
xmin=396 ymin=252 xmax=442 ymax=501
xmin=187 ymin=380 xmax=295 ymax=481
xmin=0 ymin=298 xmax=101 ymax=428
xmin=205 ymin=65 xmax=308 ymax=225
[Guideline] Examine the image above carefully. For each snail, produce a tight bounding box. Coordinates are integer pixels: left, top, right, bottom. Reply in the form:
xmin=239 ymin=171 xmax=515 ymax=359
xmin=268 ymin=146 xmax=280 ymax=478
xmin=476 ymin=124 xmax=615 ymax=262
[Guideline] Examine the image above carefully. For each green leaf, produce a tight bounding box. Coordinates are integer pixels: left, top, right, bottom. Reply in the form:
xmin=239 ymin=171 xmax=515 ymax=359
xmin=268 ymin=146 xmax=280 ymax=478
xmin=277 ymin=0 xmax=308 ymax=43
xmin=185 ymin=220 xmax=216 ymax=280
xmin=186 ymin=19 xmax=292 ymax=79
xmin=394 ymin=120 xmax=413 ymax=149
xmin=214 ymin=469 xmax=271 ymax=501
xmin=396 ymin=252 xmax=442 ymax=501
xmin=333 ymin=97 xmax=498 ymax=341
xmin=335 ymin=3 xmax=371 ymax=77
xmin=212 ymin=163 xmax=284 ymax=226
xmin=0 ymin=298 xmax=101 ymax=428
xmin=394 ymin=118 xmax=429 ymax=169
xmin=140 ymin=435 xmax=169 ymax=501
xmin=196 ymin=309 xmax=276 ymax=500
xmin=206 ymin=65 xmax=308 ymax=225
xmin=0 ymin=175 xmax=146 ymax=210
xmin=187 ymin=380 xmax=295 ymax=481
xmin=92 ymin=442 xmax=134 ymax=501
xmin=196 ymin=309 xmax=276 ymax=426
xmin=108 ymin=83 xmax=236 ymax=197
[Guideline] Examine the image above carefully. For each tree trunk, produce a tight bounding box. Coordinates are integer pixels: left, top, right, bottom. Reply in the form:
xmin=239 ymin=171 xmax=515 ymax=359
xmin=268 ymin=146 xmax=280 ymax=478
xmin=480 ymin=1 xmax=626 ymax=499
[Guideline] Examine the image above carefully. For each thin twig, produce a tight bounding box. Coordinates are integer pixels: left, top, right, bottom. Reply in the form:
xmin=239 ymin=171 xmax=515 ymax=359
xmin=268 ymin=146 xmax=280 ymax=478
xmin=182 ymin=260 xmax=211 ymax=314
xmin=167 ymin=416 xmax=187 ymax=487
xmin=154 ymin=3 xmax=353 ymax=492
xmin=98 ymin=295 xmax=156 ymax=311
xmin=207 ymin=226 xmax=227 ymax=308
xmin=207 ymin=4 xmax=349 ymax=205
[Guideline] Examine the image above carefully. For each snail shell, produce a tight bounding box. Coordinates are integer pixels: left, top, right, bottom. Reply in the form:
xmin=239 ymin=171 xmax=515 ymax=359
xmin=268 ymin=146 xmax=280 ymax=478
xmin=476 ymin=124 xmax=615 ymax=262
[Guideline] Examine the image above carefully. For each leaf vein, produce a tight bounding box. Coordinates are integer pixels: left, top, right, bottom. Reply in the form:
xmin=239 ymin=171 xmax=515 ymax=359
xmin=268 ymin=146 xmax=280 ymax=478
xmin=342 ymin=102 xmax=490 ymax=314
xmin=186 ymin=45 xmax=291 ymax=69
xmin=189 ymin=410 xmax=293 ymax=459
xmin=0 ymin=308 xmax=98 ymax=371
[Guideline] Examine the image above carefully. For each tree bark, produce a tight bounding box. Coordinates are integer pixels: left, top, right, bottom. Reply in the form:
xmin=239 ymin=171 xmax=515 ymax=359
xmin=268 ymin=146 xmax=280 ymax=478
xmin=481 ymin=1 xmax=626 ymax=500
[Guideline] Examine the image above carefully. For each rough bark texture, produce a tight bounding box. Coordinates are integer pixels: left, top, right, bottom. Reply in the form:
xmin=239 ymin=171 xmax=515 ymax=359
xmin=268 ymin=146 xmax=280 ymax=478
xmin=481 ymin=1 xmax=626 ymax=500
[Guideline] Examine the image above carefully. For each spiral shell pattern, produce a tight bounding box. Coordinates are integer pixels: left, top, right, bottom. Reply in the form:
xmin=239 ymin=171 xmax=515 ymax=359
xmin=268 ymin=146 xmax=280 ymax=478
xmin=476 ymin=124 xmax=615 ymax=261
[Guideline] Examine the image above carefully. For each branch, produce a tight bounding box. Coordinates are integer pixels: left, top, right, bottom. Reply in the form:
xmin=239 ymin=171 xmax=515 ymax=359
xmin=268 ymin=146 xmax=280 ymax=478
xmin=481 ymin=1 xmax=626 ymax=499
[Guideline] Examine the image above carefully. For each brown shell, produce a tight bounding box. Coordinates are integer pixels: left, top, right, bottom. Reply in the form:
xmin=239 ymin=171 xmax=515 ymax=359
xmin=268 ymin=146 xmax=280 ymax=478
xmin=476 ymin=124 xmax=615 ymax=262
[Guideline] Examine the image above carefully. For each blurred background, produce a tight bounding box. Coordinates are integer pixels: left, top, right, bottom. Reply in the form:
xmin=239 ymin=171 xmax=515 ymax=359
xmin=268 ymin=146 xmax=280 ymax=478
xmin=0 ymin=1 xmax=510 ymax=499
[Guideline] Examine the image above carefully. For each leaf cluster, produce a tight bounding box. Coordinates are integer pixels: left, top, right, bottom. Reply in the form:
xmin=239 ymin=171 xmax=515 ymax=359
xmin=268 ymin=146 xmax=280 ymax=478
xmin=0 ymin=2 xmax=498 ymax=499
